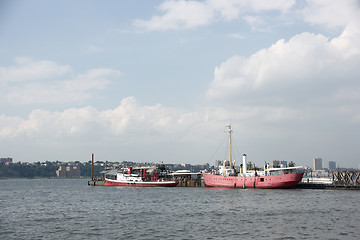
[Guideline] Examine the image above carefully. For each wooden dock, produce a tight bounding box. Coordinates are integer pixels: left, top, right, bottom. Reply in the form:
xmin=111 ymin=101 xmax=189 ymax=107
xmin=88 ymin=180 xmax=105 ymax=186
xmin=296 ymin=183 xmax=360 ymax=190
xmin=176 ymin=179 xmax=204 ymax=187
xmin=88 ymin=179 xmax=359 ymax=189
xmin=296 ymin=173 xmax=360 ymax=190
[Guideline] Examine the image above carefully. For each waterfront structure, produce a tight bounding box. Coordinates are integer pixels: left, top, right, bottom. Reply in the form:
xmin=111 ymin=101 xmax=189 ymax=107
xmin=314 ymin=157 xmax=322 ymax=170
xmin=180 ymin=163 xmax=191 ymax=168
xmin=0 ymin=157 xmax=13 ymax=163
xmin=329 ymin=161 xmax=336 ymax=171
xmin=56 ymin=165 xmax=81 ymax=178
xmin=332 ymin=170 xmax=360 ymax=186
xmin=56 ymin=166 xmax=67 ymax=177
xmin=312 ymin=169 xmax=329 ymax=178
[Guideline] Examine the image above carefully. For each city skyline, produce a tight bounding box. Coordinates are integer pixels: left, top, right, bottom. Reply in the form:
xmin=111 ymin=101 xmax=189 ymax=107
xmin=1 ymin=0 xmax=360 ymax=168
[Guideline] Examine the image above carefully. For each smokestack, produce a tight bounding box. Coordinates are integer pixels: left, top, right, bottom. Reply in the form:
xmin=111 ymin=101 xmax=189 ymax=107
xmin=243 ymin=154 xmax=247 ymax=175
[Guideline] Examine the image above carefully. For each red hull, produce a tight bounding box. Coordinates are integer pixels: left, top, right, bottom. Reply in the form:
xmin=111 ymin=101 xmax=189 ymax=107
xmin=105 ymin=179 xmax=177 ymax=187
xmin=203 ymin=172 xmax=304 ymax=188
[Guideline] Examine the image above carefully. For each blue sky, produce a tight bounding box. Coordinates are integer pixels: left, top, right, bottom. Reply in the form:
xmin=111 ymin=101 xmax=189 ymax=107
xmin=1 ymin=0 xmax=359 ymax=168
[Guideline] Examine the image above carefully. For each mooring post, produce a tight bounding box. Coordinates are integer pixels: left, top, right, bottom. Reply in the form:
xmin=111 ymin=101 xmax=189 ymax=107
xmin=91 ymin=153 xmax=94 ymax=182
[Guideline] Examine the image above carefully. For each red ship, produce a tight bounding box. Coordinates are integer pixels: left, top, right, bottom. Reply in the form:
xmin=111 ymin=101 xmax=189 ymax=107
xmin=105 ymin=166 xmax=177 ymax=187
xmin=203 ymin=126 xmax=304 ymax=188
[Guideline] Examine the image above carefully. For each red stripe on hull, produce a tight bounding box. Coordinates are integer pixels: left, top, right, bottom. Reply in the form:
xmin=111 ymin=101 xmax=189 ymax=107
xmin=105 ymin=179 xmax=177 ymax=187
xmin=203 ymin=172 xmax=304 ymax=188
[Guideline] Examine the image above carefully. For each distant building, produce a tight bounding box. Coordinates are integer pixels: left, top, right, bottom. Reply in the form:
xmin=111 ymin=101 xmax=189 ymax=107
xmin=280 ymin=161 xmax=287 ymax=167
xmin=180 ymin=163 xmax=191 ymax=168
xmin=314 ymin=157 xmax=322 ymax=170
xmin=0 ymin=157 xmax=13 ymax=163
xmin=272 ymin=160 xmax=280 ymax=167
xmin=202 ymin=163 xmax=210 ymax=169
xmin=67 ymin=166 xmax=81 ymax=177
xmin=56 ymin=165 xmax=81 ymax=178
xmin=215 ymin=160 xmax=222 ymax=168
xmin=313 ymin=169 xmax=329 ymax=178
xmin=272 ymin=160 xmax=288 ymax=168
xmin=56 ymin=166 xmax=67 ymax=177
xmin=329 ymin=161 xmax=336 ymax=171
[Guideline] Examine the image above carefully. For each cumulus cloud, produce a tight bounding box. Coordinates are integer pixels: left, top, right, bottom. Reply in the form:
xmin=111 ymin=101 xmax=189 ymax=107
xmin=204 ymin=0 xmax=360 ymax=130
xmin=206 ymin=29 xmax=360 ymax=106
xmin=133 ymin=0 xmax=360 ymax=35
xmin=0 ymin=96 xmax=207 ymax=140
xmin=0 ymin=58 xmax=121 ymax=105
xmin=0 ymin=57 xmax=72 ymax=83
xmin=300 ymin=0 xmax=360 ymax=29
xmin=134 ymin=0 xmax=215 ymax=30
xmin=0 ymin=96 xmax=227 ymax=163
xmin=133 ymin=0 xmax=295 ymax=31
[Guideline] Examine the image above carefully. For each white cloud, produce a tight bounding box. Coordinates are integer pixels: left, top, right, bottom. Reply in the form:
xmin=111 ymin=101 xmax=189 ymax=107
xmin=133 ymin=0 xmax=360 ymax=35
xmin=0 ymin=58 xmax=121 ymax=105
xmin=206 ymin=27 xmax=360 ymax=106
xmin=300 ymin=0 xmax=360 ymax=29
xmin=247 ymin=0 xmax=295 ymax=13
xmin=0 ymin=115 xmax=24 ymax=137
xmin=242 ymin=15 xmax=270 ymax=32
xmin=0 ymin=57 xmax=72 ymax=83
xmin=134 ymin=0 xmax=215 ymax=31
xmin=0 ymin=97 xmax=205 ymax=140
xmin=331 ymin=23 xmax=360 ymax=57
xmin=202 ymin=0 xmax=360 ymax=147
xmin=133 ymin=0 xmax=295 ymax=31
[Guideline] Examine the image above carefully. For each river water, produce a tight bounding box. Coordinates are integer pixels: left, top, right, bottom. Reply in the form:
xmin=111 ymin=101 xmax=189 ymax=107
xmin=0 ymin=179 xmax=359 ymax=239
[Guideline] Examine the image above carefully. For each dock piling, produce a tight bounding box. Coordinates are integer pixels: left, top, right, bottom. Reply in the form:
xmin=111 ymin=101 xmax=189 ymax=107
xmin=91 ymin=153 xmax=94 ymax=181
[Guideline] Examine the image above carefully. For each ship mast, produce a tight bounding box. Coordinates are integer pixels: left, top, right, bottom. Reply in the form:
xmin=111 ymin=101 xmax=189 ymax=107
xmin=227 ymin=125 xmax=233 ymax=168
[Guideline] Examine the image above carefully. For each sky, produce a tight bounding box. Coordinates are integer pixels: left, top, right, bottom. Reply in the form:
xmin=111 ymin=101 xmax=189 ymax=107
xmin=0 ymin=0 xmax=359 ymax=168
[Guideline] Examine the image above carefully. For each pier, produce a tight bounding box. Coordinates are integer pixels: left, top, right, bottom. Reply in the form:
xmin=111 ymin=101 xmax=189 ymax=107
xmin=332 ymin=170 xmax=360 ymax=186
xmin=88 ymin=178 xmax=360 ymax=189
xmin=297 ymin=171 xmax=360 ymax=190
xmin=88 ymin=179 xmax=105 ymax=186
xmin=88 ymin=171 xmax=205 ymax=187
xmin=171 ymin=171 xmax=204 ymax=187
xmin=88 ymin=167 xmax=360 ymax=189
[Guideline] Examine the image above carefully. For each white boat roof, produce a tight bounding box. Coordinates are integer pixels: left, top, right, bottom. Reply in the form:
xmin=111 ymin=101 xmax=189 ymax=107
xmin=169 ymin=172 xmax=202 ymax=175
xmin=267 ymin=166 xmax=304 ymax=171
xmin=174 ymin=170 xmax=191 ymax=173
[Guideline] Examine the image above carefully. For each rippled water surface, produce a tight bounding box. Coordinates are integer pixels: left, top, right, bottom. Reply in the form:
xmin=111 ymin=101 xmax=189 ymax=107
xmin=1 ymin=179 xmax=359 ymax=239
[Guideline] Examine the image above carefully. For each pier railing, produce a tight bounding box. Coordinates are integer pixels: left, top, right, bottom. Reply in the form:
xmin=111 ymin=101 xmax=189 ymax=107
xmin=332 ymin=171 xmax=360 ymax=186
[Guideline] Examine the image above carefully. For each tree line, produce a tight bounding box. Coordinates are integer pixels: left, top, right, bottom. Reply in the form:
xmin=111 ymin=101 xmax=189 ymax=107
xmin=0 ymin=162 xmax=104 ymax=178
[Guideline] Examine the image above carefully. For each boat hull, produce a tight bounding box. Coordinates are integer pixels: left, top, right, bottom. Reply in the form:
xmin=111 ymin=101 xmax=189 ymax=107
xmin=105 ymin=179 xmax=178 ymax=187
xmin=203 ymin=172 xmax=304 ymax=188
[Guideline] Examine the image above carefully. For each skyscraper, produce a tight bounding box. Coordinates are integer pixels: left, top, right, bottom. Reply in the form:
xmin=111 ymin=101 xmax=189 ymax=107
xmin=314 ymin=157 xmax=322 ymax=170
xmin=329 ymin=161 xmax=336 ymax=170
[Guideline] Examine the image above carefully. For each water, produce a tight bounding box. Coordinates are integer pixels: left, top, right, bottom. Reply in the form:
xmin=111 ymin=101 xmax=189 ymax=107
xmin=1 ymin=179 xmax=359 ymax=239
